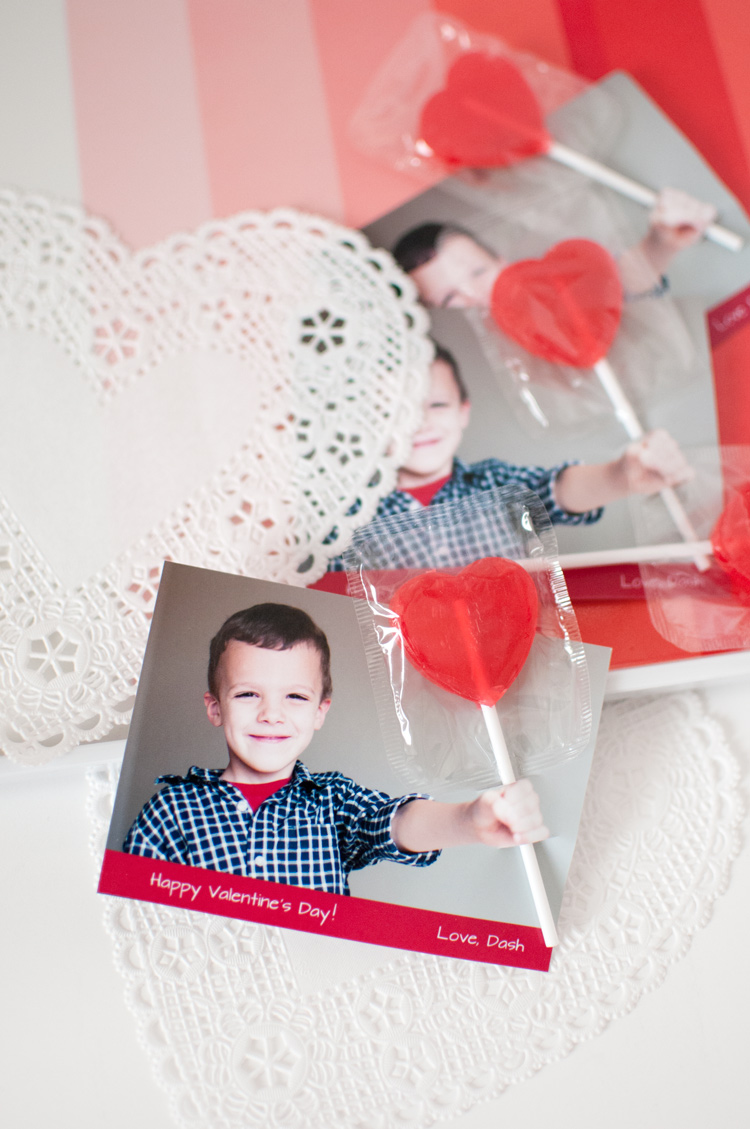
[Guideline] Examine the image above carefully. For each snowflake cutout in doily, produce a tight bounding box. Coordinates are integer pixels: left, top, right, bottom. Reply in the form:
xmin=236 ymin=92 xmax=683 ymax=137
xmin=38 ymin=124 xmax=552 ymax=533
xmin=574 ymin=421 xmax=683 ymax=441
xmin=298 ymin=307 xmax=347 ymax=354
xmin=88 ymin=693 xmax=742 ymax=1129
xmin=0 ymin=190 xmax=431 ymax=763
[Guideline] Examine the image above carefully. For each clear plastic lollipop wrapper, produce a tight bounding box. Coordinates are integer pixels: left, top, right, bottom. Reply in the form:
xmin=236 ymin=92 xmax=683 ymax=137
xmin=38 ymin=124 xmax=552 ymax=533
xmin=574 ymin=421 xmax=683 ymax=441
xmin=350 ymin=11 xmax=589 ymax=180
xmin=471 ymin=232 xmax=700 ymax=435
xmin=484 ymin=236 xmax=706 ymax=566
xmin=625 ymin=445 xmax=750 ymax=653
xmin=350 ymin=11 xmax=742 ymax=251
xmin=341 ymin=485 xmax=592 ymax=947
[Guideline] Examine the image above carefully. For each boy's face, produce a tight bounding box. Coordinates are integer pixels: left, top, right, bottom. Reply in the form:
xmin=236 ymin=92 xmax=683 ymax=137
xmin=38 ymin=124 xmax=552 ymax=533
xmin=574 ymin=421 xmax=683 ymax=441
xmin=205 ymin=640 xmax=331 ymax=784
xmin=409 ymin=234 xmax=504 ymax=308
xmin=397 ymin=358 xmax=471 ymax=488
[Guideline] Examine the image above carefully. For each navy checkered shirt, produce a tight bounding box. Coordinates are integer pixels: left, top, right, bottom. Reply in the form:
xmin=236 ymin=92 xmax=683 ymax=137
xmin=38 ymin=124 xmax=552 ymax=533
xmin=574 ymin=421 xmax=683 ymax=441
xmin=122 ymin=761 xmax=439 ymax=895
xmin=326 ymin=457 xmax=602 ymax=570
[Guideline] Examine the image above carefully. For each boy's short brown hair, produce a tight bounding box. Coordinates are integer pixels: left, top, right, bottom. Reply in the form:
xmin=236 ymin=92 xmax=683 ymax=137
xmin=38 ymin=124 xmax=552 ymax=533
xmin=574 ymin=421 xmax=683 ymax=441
xmin=208 ymin=603 xmax=332 ymax=700
xmin=392 ymin=222 xmax=495 ymax=275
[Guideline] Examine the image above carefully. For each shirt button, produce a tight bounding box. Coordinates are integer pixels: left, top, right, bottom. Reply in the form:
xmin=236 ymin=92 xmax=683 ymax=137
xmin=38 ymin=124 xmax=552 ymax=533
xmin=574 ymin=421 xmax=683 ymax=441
xmin=254 ymin=855 xmax=266 ymax=868
xmin=235 ymin=801 xmax=251 ymax=814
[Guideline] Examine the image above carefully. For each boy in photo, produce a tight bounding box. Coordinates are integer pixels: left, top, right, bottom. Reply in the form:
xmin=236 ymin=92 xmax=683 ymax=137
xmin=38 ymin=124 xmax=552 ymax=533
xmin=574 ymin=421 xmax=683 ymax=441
xmin=123 ymin=602 xmax=547 ymax=895
xmin=392 ymin=188 xmax=718 ymax=309
xmin=326 ymin=343 xmax=692 ymax=570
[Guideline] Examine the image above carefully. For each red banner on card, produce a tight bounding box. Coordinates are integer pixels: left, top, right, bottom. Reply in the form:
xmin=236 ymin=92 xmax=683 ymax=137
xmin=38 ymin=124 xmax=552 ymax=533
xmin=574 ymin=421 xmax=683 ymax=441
xmin=99 ymin=849 xmax=552 ymax=971
xmin=708 ymin=285 xmax=750 ymax=348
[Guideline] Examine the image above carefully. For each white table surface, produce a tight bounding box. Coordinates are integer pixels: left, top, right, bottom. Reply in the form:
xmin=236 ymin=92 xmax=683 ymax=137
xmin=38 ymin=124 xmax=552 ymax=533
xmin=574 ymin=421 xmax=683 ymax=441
xmin=2 ymin=680 xmax=748 ymax=1129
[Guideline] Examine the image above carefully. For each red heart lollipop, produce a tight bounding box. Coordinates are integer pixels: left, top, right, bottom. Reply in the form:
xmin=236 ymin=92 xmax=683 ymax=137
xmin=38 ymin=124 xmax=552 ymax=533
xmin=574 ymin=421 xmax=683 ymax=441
xmin=490 ymin=239 xmax=624 ymax=368
xmin=419 ymin=52 xmax=551 ymax=169
xmin=711 ymin=482 xmax=750 ymax=593
xmin=390 ymin=557 xmax=538 ymax=707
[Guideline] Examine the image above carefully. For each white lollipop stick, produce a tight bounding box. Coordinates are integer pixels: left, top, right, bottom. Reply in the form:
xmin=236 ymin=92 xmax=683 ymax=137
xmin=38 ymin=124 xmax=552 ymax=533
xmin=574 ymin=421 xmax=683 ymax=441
xmin=552 ymin=540 xmax=713 ymax=570
xmin=548 ymin=143 xmax=743 ymax=252
xmin=480 ymin=703 xmax=558 ymax=948
xmin=593 ymin=359 xmax=711 ymax=571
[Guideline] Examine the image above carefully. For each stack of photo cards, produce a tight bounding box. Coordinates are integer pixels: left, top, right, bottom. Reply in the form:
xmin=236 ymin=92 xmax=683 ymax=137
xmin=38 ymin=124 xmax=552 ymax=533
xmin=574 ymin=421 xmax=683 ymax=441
xmin=348 ymin=71 xmax=750 ymax=686
xmin=99 ymin=561 xmax=611 ymax=972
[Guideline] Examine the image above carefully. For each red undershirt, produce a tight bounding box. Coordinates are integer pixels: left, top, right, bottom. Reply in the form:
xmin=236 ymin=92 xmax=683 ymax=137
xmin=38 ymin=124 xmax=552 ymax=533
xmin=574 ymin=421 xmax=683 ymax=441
xmin=230 ymin=777 xmax=292 ymax=809
xmin=403 ymin=473 xmax=451 ymax=507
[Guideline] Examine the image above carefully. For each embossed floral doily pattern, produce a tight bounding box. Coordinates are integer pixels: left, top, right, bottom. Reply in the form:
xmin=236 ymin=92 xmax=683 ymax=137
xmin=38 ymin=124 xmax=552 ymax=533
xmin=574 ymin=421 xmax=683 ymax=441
xmin=87 ymin=693 xmax=742 ymax=1129
xmin=0 ymin=190 xmax=430 ymax=763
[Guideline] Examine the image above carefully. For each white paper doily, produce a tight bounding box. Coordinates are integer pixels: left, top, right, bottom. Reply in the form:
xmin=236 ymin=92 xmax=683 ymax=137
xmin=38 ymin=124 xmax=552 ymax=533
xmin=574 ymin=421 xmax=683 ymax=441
xmin=0 ymin=190 xmax=431 ymax=764
xmin=87 ymin=692 xmax=742 ymax=1129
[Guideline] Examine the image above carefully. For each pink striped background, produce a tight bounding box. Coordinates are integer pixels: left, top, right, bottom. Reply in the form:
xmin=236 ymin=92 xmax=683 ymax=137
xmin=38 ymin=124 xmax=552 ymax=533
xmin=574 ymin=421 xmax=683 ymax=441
xmin=66 ymin=0 xmax=441 ymax=246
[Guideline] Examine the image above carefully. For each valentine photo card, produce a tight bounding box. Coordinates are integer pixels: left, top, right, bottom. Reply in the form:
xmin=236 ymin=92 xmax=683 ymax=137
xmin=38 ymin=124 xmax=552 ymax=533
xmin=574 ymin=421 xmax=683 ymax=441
xmin=99 ymin=561 xmax=611 ymax=971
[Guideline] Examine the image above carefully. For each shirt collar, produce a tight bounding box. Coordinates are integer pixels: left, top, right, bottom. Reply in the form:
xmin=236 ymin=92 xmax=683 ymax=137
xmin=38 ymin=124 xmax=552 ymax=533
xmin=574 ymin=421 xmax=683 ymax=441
xmin=155 ymin=761 xmax=322 ymax=790
xmin=290 ymin=760 xmax=325 ymax=790
xmin=154 ymin=765 xmax=223 ymax=787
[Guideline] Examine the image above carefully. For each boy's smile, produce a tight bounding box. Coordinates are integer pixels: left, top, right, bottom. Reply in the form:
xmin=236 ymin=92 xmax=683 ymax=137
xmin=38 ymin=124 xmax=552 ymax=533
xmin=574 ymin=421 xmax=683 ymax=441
xmin=397 ymin=358 xmax=471 ymax=490
xmin=205 ymin=640 xmax=331 ymax=784
xmin=409 ymin=234 xmax=504 ymax=308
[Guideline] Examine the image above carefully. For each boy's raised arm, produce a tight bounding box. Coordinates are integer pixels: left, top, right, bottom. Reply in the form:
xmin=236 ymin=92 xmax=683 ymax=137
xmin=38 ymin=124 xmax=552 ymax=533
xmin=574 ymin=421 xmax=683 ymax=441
xmin=618 ymin=187 xmax=717 ymax=295
xmin=554 ymin=429 xmax=694 ymax=514
xmin=391 ymin=778 xmax=548 ymax=854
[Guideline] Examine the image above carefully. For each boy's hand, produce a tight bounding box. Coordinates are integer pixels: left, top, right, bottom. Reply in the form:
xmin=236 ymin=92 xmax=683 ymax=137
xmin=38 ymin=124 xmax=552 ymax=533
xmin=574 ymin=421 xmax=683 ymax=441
xmin=620 ymin=428 xmax=694 ymax=495
xmin=646 ymin=187 xmax=717 ymax=256
xmin=619 ymin=187 xmax=717 ymax=290
xmin=556 ymin=432 xmax=692 ymax=513
xmin=466 ymin=779 xmax=548 ymax=849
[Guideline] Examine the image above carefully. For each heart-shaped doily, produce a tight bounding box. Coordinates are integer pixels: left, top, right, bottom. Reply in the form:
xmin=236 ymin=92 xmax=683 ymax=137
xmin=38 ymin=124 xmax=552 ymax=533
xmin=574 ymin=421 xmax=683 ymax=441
xmin=490 ymin=239 xmax=623 ymax=368
xmin=419 ymin=52 xmax=551 ymax=169
xmin=0 ymin=191 xmax=430 ymax=764
xmin=390 ymin=557 xmax=538 ymax=706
